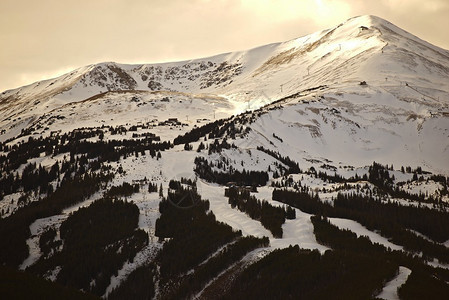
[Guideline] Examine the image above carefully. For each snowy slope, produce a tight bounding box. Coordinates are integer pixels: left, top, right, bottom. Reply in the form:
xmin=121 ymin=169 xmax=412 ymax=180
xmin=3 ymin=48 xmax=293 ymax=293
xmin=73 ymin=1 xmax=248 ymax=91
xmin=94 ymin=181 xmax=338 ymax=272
xmin=234 ymin=86 xmax=449 ymax=175
xmin=1 ymin=14 xmax=448 ymax=181
xmin=1 ymin=14 xmax=448 ymax=204
xmin=2 ymin=15 xmax=448 ymax=141
xmin=2 ymin=16 xmax=449 ymax=297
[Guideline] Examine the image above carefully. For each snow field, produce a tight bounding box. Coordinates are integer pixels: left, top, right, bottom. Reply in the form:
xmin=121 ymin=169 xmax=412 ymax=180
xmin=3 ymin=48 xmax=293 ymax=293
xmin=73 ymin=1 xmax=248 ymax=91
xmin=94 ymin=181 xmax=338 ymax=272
xmin=328 ymin=217 xmax=403 ymax=251
xmin=377 ymin=266 xmax=412 ymax=300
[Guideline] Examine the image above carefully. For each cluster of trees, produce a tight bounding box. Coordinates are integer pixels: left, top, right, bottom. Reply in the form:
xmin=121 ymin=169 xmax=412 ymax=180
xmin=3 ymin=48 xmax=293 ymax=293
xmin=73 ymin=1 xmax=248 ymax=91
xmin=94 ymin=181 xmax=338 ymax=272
xmin=311 ymin=215 xmax=387 ymax=254
xmin=155 ymin=180 xmax=241 ymax=284
xmin=152 ymin=179 xmax=273 ymax=298
xmin=194 ymin=156 xmax=269 ymax=186
xmin=56 ymin=138 xmax=170 ymax=162
xmin=401 ymin=165 xmax=428 ymax=174
xmin=39 ymin=227 xmax=61 ymax=258
xmin=271 ymin=175 xmax=301 ymax=189
xmin=156 ymin=209 xmax=239 ymax=281
xmin=172 ymin=112 xmax=255 ymax=147
xmin=0 ymin=161 xmax=58 ymax=199
xmin=333 ymin=193 xmax=449 ymax=242
xmin=207 ymin=138 xmax=236 ymax=154
xmin=30 ymin=198 xmax=148 ymax=296
xmin=1 ymin=126 xmax=108 ymax=173
xmin=131 ymin=132 xmax=160 ymax=141
xmin=398 ymin=269 xmax=449 ymax=299
xmin=222 ymin=245 xmax=397 ymax=300
xmin=20 ymin=162 xmax=59 ymax=193
xmin=67 ymin=127 xmax=105 ymax=140
xmin=109 ymin=125 xmax=128 ymax=135
xmin=316 ymin=169 xmax=359 ymax=183
xmin=0 ymin=136 xmax=60 ymax=172
xmin=0 ymin=128 xmax=171 ymax=182
xmin=0 ymin=124 xmax=173 ymax=206
xmin=0 ymin=153 xmax=109 ymax=203
xmin=269 ymin=161 xmax=444 ymax=204
xmin=272 ymin=187 xmax=449 ymax=264
xmin=332 ymin=193 xmax=449 ymax=263
xmin=0 ymin=265 xmax=97 ymax=300
xmin=163 ymin=179 xmax=201 ymax=208
xmin=368 ymin=161 xmax=394 ymax=187
xmin=207 ymin=118 xmax=244 ymax=140
xmin=148 ymin=182 xmax=158 ymax=193
xmin=226 ymin=186 xmax=294 ymax=238
xmin=104 ymin=182 xmax=139 ymax=199
xmin=361 ymin=162 xmax=441 ymax=203
xmin=196 ymin=141 xmax=206 ymax=152
xmin=107 ymin=265 xmax=155 ymax=300
xmin=311 ymin=215 xmax=449 ymax=299
xmin=256 ymin=146 xmax=301 ymax=174
xmin=181 ymin=139 xmax=237 ymax=154
xmin=0 ymin=122 xmax=174 ymax=285
xmin=166 ymin=236 xmax=269 ymax=299
xmin=0 ymin=171 xmax=113 ymax=267
xmin=183 ymin=143 xmax=194 ymax=151
xmin=430 ymin=174 xmax=448 ymax=196
xmin=272 ymin=188 xmax=326 ymax=215
xmin=180 ymin=177 xmax=196 ymax=186
xmin=173 ymin=118 xmax=229 ymax=145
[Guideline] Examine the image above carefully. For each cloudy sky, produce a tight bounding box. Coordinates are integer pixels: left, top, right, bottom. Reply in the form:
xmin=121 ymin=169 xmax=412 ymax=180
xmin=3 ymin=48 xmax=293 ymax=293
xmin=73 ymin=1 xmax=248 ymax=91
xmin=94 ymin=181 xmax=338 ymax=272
xmin=1 ymin=0 xmax=448 ymax=92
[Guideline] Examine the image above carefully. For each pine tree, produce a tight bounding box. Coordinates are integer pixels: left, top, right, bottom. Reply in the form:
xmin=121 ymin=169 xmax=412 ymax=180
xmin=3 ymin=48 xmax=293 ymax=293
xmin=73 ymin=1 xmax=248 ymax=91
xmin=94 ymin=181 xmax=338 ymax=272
xmin=197 ymin=142 xmax=205 ymax=152
xmin=159 ymin=183 xmax=163 ymax=198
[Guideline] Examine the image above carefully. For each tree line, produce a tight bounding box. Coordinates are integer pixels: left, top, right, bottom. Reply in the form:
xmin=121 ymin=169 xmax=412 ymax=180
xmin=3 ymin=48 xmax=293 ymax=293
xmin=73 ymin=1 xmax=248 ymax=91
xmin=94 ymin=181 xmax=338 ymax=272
xmin=311 ymin=215 xmax=449 ymax=299
xmin=30 ymin=197 xmax=148 ymax=296
xmin=166 ymin=236 xmax=269 ymax=299
xmin=221 ymin=245 xmax=397 ymax=300
xmin=0 ymin=171 xmax=113 ymax=267
xmin=226 ymin=186 xmax=295 ymax=238
xmin=155 ymin=180 xmax=240 ymax=283
xmin=273 ymin=188 xmax=449 ymax=264
xmin=194 ymin=156 xmax=269 ymax=186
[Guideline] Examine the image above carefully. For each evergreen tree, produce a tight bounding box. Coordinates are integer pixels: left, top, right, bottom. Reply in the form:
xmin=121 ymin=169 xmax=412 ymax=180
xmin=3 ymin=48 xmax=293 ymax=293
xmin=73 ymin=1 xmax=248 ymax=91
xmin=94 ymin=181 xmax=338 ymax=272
xmin=159 ymin=183 xmax=163 ymax=198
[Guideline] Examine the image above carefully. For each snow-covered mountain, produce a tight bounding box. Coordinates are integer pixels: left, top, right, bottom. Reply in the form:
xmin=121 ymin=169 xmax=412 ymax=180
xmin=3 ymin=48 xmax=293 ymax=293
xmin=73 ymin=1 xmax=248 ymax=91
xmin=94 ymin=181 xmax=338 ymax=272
xmin=1 ymin=15 xmax=449 ymax=299
xmin=1 ymin=15 xmax=448 ymax=174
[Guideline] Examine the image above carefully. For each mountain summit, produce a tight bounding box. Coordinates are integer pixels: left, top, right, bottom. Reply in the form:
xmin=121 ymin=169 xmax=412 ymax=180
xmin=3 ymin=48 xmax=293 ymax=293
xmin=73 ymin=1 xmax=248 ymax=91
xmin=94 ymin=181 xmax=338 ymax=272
xmin=1 ymin=15 xmax=448 ymax=173
xmin=2 ymin=15 xmax=448 ymax=105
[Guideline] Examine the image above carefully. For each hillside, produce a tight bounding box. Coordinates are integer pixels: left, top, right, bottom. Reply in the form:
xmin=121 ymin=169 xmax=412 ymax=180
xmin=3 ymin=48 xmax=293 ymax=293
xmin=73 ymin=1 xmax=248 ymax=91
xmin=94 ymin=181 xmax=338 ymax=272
xmin=1 ymin=15 xmax=449 ymax=299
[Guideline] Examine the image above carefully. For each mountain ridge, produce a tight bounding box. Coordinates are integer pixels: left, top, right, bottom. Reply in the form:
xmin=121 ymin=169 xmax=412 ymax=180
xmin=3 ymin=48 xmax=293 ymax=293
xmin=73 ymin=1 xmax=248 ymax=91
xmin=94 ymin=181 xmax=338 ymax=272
xmin=1 ymin=14 xmax=448 ymax=174
xmin=1 ymin=15 xmax=449 ymax=298
xmin=2 ymin=15 xmax=448 ymax=96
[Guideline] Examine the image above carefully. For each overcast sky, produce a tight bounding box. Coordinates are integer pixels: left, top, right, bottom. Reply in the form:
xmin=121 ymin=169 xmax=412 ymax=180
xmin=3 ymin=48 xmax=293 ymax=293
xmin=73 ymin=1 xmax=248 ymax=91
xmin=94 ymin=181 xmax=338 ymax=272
xmin=1 ymin=0 xmax=448 ymax=93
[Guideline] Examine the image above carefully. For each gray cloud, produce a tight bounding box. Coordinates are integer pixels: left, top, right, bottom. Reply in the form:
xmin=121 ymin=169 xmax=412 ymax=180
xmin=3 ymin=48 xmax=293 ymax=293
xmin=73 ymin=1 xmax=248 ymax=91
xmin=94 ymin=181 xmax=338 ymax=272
xmin=0 ymin=0 xmax=447 ymax=92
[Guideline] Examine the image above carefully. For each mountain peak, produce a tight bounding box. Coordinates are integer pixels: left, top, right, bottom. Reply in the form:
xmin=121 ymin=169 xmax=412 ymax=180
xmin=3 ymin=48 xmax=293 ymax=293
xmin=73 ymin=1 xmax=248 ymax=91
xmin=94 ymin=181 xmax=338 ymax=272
xmin=346 ymin=14 xmax=387 ymax=25
xmin=1 ymin=15 xmax=448 ymax=146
